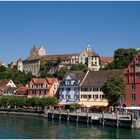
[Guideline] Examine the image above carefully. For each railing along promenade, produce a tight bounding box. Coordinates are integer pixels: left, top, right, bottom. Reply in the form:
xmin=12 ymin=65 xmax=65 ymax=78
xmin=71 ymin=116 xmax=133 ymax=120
xmin=0 ymin=107 xmax=140 ymax=129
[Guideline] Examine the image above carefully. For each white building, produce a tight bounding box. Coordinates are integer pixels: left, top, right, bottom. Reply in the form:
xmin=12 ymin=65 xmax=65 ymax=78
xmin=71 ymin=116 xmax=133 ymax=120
xmin=59 ymin=71 xmax=87 ymax=104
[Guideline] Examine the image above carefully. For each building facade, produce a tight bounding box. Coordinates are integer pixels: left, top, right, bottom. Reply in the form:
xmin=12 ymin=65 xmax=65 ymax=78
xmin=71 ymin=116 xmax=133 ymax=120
xmin=59 ymin=71 xmax=87 ymax=104
xmin=17 ymin=44 xmax=113 ymax=76
xmin=28 ymin=78 xmax=59 ymax=98
xmin=123 ymin=52 xmax=140 ymax=106
xmin=0 ymin=79 xmax=17 ymax=96
xmin=79 ymin=70 xmax=123 ymax=107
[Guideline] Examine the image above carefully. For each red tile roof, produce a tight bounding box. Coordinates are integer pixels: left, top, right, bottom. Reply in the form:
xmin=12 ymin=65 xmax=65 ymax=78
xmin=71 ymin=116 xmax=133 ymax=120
xmin=46 ymin=78 xmax=57 ymax=84
xmin=32 ymin=78 xmax=47 ymax=84
xmin=24 ymin=54 xmax=79 ymax=61
xmin=88 ymin=51 xmax=97 ymax=57
xmin=0 ymin=79 xmax=11 ymax=87
xmin=100 ymin=57 xmax=113 ymax=63
xmin=0 ymin=86 xmax=9 ymax=91
xmin=45 ymin=54 xmax=79 ymax=61
xmin=0 ymin=62 xmax=4 ymax=66
xmin=31 ymin=78 xmax=58 ymax=85
xmin=17 ymin=86 xmax=29 ymax=91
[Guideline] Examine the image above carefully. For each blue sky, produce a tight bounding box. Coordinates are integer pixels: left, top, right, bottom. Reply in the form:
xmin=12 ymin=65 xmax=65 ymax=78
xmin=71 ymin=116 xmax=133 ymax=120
xmin=0 ymin=1 xmax=140 ymax=64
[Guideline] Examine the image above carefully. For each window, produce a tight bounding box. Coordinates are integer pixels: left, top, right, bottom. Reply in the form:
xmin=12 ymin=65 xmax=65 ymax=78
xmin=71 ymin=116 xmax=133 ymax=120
xmin=93 ymin=87 xmax=98 ymax=91
xmin=131 ymin=94 xmax=136 ymax=101
xmin=102 ymin=95 xmax=105 ymax=99
xmin=75 ymin=95 xmax=79 ymax=99
xmin=95 ymin=95 xmax=98 ymax=99
xmin=74 ymin=87 xmax=77 ymax=91
xmin=61 ymin=95 xmax=64 ymax=99
xmin=89 ymin=87 xmax=92 ymax=91
xmin=67 ymin=95 xmax=71 ymax=99
xmin=131 ymin=83 xmax=136 ymax=90
xmin=82 ymin=95 xmax=87 ymax=99
xmin=81 ymin=88 xmax=88 ymax=91
xmin=87 ymin=95 xmax=91 ymax=99
xmin=61 ymin=88 xmax=64 ymax=91
xmin=66 ymin=88 xmax=71 ymax=92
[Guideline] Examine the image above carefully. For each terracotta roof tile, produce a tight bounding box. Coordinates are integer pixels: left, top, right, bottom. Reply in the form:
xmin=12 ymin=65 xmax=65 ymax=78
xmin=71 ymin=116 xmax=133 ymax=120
xmin=0 ymin=79 xmax=11 ymax=87
xmin=46 ymin=78 xmax=57 ymax=84
xmin=32 ymin=78 xmax=47 ymax=84
xmin=0 ymin=86 xmax=9 ymax=91
xmin=100 ymin=57 xmax=113 ymax=63
xmin=88 ymin=51 xmax=97 ymax=57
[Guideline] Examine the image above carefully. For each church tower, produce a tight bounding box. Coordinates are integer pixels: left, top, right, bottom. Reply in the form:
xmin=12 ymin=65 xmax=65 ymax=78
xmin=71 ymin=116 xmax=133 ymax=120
xmin=30 ymin=45 xmax=46 ymax=57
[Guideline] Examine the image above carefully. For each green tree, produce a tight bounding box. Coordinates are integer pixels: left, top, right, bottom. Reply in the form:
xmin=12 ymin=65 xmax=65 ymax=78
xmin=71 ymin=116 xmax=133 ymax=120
xmin=102 ymin=48 xmax=137 ymax=70
xmin=102 ymin=76 xmax=125 ymax=106
xmin=25 ymin=97 xmax=39 ymax=109
xmin=40 ymin=59 xmax=61 ymax=77
xmin=0 ymin=96 xmax=9 ymax=107
xmin=56 ymin=66 xmax=68 ymax=80
xmin=70 ymin=64 xmax=88 ymax=71
xmin=70 ymin=103 xmax=82 ymax=112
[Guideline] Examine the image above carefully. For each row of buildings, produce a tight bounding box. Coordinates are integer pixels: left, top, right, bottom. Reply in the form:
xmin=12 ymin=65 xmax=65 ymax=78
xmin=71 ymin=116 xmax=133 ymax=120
xmin=1 ymin=47 xmax=140 ymax=108
xmin=1 ymin=45 xmax=140 ymax=107
xmin=16 ymin=44 xmax=113 ymax=76
xmin=0 ymin=78 xmax=59 ymax=98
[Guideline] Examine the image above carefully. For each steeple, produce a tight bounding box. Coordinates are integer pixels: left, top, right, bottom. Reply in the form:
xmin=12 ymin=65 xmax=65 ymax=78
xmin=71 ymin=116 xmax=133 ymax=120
xmin=86 ymin=44 xmax=92 ymax=52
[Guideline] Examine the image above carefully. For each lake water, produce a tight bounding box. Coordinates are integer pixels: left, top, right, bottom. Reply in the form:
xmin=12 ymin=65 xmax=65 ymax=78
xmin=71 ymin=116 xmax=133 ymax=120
xmin=0 ymin=114 xmax=140 ymax=139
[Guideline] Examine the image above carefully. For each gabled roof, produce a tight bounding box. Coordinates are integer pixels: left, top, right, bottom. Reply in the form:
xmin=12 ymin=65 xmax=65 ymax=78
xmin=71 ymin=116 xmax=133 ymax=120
xmin=17 ymin=86 xmax=29 ymax=91
xmin=44 ymin=54 xmax=79 ymax=61
xmin=100 ymin=57 xmax=113 ymax=63
xmin=46 ymin=78 xmax=57 ymax=84
xmin=0 ymin=79 xmax=11 ymax=87
xmin=81 ymin=69 xmax=123 ymax=87
xmin=24 ymin=53 xmax=79 ymax=62
xmin=62 ymin=71 xmax=87 ymax=84
xmin=3 ymin=87 xmax=18 ymax=92
xmin=31 ymin=78 xmax=58 ymax=85
xmin=24 ymin=56 xmax=41 ymax=61
xmin=31 ymin=78 xmax=47 ymax=84
xmin=88 ymin=51 xmax=98 ymax=57
xmin=0 ymin=86 xmax=9 ymax=91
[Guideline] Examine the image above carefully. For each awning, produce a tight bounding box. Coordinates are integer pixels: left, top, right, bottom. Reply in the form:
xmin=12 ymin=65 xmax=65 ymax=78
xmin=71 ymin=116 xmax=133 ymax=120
xmin=58 ymin=102 xmax=75 ymax=106
xmin=78 ymin=101 xmax=108 ymax=107
xmin=124 ymin=107 xmax=140 ymax=110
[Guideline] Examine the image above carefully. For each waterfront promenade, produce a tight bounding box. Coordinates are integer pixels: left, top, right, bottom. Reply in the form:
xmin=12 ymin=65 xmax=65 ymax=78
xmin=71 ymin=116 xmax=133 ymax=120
xmin=0 ymin=107 xmax=139 ymax=129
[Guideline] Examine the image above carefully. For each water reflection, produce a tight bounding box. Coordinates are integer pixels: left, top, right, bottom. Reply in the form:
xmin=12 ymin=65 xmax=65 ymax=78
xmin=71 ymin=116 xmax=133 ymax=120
xmin=0 ymin=114 xmax=139 ymax=139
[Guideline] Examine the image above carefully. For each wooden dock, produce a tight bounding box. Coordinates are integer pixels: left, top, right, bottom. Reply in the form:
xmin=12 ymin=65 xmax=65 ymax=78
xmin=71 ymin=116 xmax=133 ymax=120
xmin=47 ymin=110 xmax=140 ymax=129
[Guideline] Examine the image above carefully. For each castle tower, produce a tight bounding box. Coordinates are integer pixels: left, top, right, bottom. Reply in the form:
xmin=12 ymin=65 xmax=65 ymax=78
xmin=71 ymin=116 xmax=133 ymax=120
xmin=30 ymin=45 xmax=46 ymax=57
xmin=17 ymin=58 xmax=23 ymax=72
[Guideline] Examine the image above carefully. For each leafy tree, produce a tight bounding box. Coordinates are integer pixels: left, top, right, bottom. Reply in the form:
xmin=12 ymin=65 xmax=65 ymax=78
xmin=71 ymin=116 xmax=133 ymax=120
xmin=70 ymin=103 xmax=82 ymax=112
xmin=25 ymin=97 xmax=39 ymax=109
xmin=102 ymin=48 xmax=137 ymax=70
xmin=56 ymin=66 xmax=69 ymax=80
xmin=0 ymin=65 xmax=34 ymax=85
xmin=0 ymin=96 xmax=9 ymax=107
xmin=40 ymin=59 xmax=61 ymax=77
xmin=0 ymin=66 xmax=6 ymax=72
xmin=102 ymin=76 xmax=125 ymax=106
xmin=70 ymin=64 xmax=88 ymax=71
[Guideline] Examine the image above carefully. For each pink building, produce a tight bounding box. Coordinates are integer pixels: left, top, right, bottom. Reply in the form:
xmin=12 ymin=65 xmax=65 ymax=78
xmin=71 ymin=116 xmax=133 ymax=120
xmin=28 ymin=78 xmax=59 ymax=98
